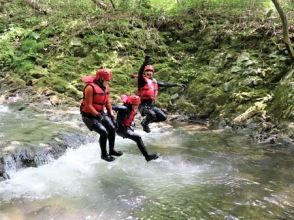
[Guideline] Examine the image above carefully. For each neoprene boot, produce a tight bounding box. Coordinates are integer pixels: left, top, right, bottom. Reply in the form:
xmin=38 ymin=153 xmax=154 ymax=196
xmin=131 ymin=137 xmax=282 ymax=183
xmin=108 ymin=131 xmax=122 ymax=156
xmin=137 ymin=138 xmax=159 ymax=161
xmin=109 ymin=149 xmax=123 ymax=156
xmin=141 ymin=119 xmax=151 ymax=133
xmin=100 ymin=139 xmax=115 ymax=162
xmin=101 ymin=154 xmax=115 ymax=162
xmin=145 ymin=153 xmax=160 ymax=162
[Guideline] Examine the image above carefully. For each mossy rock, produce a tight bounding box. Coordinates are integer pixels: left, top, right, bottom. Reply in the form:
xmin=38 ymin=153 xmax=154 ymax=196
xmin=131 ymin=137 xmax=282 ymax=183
xmin=51 ymin=78 xmax=69 ymax=93
xmin=65 ymin=84 xmax=82 ymax=100
xmin=270 ymin=83 xmax=294 ymax=121
xmin=176 ymin=97 xmax=198 ymax=114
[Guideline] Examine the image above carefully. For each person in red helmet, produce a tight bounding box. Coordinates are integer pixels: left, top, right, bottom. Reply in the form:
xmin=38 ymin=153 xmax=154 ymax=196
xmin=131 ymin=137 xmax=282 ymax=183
xmin=80 ymin=68 xmax=122 ymax=162
xmin=137 ymin=56 xmax=186 ymax=133
xmin=112 ymin=95 xmax=159 ymax=161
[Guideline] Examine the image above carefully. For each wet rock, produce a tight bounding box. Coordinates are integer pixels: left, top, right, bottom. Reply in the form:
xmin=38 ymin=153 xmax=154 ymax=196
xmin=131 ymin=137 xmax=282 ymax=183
xmin=50 ymin=95 xmax=61 ymax=105
xmin=180 ymin=123 xmax=209 ymax=132
xmin=0 ymin=159 xmax=5 ymax=179
xmin=236 ymin=51 xmax=250 ymax=63
xmin=223 ymin=125 xmax=233 ymax=132
xmin=168 ymin=114 xmax=189 ymax=122
xmin=224 ymin=215 xmax=239 ymax=220
xmin=253 ymin=133 xmax=278 ymax=145
xmin=0 ymin=131 xmax=95 ymax=181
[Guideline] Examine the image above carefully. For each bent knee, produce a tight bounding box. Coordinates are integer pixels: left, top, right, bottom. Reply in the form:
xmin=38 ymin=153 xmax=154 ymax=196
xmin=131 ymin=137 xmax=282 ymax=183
xmin=160 ymin=115 xmax=167 ymax=121
xmin=133 ymin=135 xmax=142 ymax=142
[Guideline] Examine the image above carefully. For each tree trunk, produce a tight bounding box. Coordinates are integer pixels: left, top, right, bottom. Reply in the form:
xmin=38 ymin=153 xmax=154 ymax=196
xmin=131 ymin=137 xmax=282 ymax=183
xmin=24 ymin=0 xmax=47 ymax=14
xmin=109 ymin=0 xmax=116 ymax=9
xmin=91 ymin=0 xmax=109 ymax=10
xmin=271 ymin=0 xmax=294 ymax=59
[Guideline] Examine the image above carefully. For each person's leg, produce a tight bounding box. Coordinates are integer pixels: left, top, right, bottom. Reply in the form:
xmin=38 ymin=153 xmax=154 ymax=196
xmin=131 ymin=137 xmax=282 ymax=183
xmin=140 ymin=106 xmax=156 ymax=133
xmin=91 ymin=119 xmax=115 ymax=162
xmin=102 ymin=115 xmax=122 ymax=156
xmin=152 ymin=106 xmax=167 ymax=122
xmin=125 ymin=129 xmax=159 ymax=161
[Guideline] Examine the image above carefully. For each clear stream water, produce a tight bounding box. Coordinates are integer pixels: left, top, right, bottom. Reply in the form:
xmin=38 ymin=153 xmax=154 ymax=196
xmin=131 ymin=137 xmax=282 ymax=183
xmin=0 ymin=105 xmax=293 ymax=220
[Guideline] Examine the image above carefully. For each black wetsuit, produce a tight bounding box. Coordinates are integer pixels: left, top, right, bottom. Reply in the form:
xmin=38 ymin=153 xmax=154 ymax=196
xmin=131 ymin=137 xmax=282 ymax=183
xmin=80 ymin=82 xmax=116 ymax=158
xmin=113 ymin=104 xmax=156 ymax=160
xmin=138 ymin=59 xmax=179 ymax=129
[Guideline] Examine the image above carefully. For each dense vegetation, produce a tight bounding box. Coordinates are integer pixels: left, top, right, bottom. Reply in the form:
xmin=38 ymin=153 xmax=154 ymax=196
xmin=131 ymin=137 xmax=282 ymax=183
xmin=0 ymin=0 xmax=293 ymax=133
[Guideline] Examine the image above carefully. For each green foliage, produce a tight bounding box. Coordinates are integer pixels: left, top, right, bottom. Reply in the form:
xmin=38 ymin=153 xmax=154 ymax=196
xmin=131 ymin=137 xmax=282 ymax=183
xmin=270 ymin=84 xmax=294 ymax=121
xmin=39 ymin=0 xmax=97 ymax=17
xmin=0 ymin=19 xmax=7 ymax=33
xmin=0 ymin=27 xmax=26 ymax=70
xmin=16 ymin=60 xmax=35 ymax=75
xmin=19 ymin=39 xmax=45 ymax=53
xmin=1 ymin=0 xmax=293 ymax=124
xmin=180 ymin=0 xmax=269 ymax=11
xmin=51 ymin=77 xmax=68 ymax=93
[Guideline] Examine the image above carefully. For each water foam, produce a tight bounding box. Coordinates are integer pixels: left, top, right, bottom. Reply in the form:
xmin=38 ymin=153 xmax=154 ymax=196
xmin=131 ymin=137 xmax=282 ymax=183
xmin=0 ymin=105 xmax=9 ymax=113
xmin=0 ymin=129 xmax=211 ymax=202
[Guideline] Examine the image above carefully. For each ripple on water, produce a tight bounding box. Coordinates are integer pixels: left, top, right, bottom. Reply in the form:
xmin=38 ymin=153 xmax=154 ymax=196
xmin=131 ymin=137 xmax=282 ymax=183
xmin=0 ymin=127 xmax=293 ymax=220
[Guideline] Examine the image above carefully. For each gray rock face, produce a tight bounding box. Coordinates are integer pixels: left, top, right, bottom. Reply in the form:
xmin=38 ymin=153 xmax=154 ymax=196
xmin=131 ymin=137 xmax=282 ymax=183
xmin=0 ymin=84 xmax=93 ymax=181
xmin=0 ymin=132 xmax=96 ymax=180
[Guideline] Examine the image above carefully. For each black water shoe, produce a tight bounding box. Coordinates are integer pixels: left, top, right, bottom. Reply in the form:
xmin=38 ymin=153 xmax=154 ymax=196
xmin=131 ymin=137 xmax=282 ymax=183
xmin=110 ymin=150 xmax=123 ymax=157
xmin=145 ymin=153 xmax=160 ymax=162
xmin=141 ymin=123 xmax=151 ymax=133
xmin=101 ymin=155 xmax=115 ymax=162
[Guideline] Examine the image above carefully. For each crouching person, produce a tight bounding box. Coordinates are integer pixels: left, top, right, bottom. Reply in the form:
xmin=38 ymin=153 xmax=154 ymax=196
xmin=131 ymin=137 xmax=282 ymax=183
xmin=113 ymin=95 xmax=159 ymax=162
xmin=80 ymin=68 xmax=122 ymax=162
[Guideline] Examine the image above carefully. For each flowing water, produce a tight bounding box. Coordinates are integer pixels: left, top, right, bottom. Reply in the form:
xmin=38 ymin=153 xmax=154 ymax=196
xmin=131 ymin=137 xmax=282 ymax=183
xmin=0 ymin=105 xmax=294 ymax=220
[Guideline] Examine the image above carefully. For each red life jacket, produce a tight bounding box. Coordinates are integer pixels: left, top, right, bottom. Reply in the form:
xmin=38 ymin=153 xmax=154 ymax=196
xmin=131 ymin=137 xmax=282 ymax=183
xmin=137 ymin=77 xmax=158 ymax=100
xmin=122 ymin=109 xmax=136 ymax=127
xmin=81 ymin=82 xmax=110 ymax=113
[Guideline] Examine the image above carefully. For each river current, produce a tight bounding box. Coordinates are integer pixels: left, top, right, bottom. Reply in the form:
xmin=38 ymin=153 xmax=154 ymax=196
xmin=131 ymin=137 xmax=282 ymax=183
xmin=0 ymin=104 xmax=293 ymax=220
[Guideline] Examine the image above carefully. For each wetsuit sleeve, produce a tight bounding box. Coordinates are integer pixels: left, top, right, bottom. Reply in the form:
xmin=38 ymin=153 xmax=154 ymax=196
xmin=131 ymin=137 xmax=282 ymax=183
xmin=138 ymin=56 xmax=152 ymax=88
xmin=157 ymin=81 xmax=180 ymax=88
xmin=112 ymin=105 xmax=128 ymax=112
xmin=84 ymin=85 xmax=100 ymax=117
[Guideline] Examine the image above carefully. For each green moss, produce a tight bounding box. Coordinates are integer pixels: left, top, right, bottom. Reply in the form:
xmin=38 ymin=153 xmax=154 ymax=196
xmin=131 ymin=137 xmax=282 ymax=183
xmin=270 ymin=84 xmax=294 ymax=121
xmin=51 ymin=78 xmax=69 ymax=93
xmin=1 ymin=0 xmax=293 ymax=126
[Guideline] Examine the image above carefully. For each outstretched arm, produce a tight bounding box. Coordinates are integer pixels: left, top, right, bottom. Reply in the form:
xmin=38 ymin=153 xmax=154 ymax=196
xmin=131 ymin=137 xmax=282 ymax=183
xmin=112 ymin=105 xmax=128 ymax=112
xmin=157 ymin=81 xmax=186 ymax=88
xmin=138 ymin=56 xmax=152 ymax=88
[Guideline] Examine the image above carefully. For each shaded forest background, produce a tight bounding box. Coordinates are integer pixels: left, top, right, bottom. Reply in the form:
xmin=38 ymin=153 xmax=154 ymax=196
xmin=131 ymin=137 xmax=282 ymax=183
xmin=0 ymin=0 xmax=293 ymax=132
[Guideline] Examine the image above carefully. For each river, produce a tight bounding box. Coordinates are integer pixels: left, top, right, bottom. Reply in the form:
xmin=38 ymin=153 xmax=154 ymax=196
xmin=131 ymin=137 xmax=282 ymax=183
xmin=0 ymin=104 xmax=293 ymax=219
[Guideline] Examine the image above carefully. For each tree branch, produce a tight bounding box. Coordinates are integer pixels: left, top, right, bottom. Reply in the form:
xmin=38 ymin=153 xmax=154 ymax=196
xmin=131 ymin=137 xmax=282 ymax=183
xmin=24 ymin=0 xmax=47 ymax=14
xmin=271 ymin=0 xmax=294 ymax=59
xmin=91 ymin=0 xmax=108 ymax=10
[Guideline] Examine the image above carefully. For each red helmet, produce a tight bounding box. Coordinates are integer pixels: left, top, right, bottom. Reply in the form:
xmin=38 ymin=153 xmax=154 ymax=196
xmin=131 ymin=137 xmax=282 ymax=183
xmin=144 ymin=65 xmax=154 ymax=73
xmin=121 ymin=95 xmax=141 ymax=105
xmin=96 ymin=68 xmax=112 ymax=81
xmin=127 ymin=95 xmax=141 ymax=105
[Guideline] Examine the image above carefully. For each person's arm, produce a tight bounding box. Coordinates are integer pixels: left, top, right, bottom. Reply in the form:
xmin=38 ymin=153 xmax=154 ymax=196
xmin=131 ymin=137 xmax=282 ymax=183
xmin=138 ymin=56 xmax=152 ymax=88
xmin=157 ymin=81 xmax=185 ymax=88
xmin=112 ymin=105 xmax=128 ymax=112
xmin=84 ymin=85 xmax=101 ymax=117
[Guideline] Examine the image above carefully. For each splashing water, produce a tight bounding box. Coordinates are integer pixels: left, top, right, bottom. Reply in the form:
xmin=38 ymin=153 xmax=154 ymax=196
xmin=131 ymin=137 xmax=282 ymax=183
xmin=0 ymin=105 xmax=9 ymax=113
xmin=0 ymin=123 xmax=293 ymax=220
